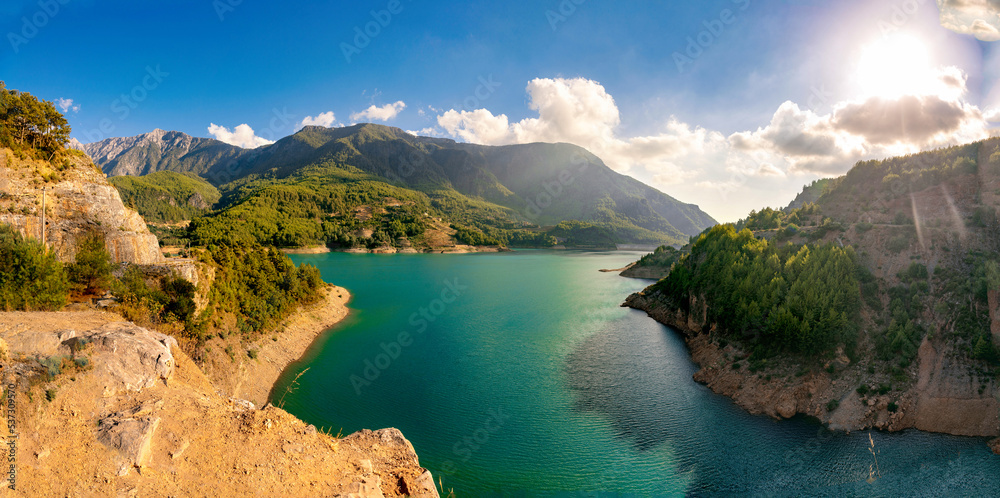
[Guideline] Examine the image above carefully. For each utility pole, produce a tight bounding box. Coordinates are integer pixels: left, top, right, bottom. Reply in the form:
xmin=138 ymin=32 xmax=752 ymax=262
xmin=41 ymin=187 xmax=46 ymax=248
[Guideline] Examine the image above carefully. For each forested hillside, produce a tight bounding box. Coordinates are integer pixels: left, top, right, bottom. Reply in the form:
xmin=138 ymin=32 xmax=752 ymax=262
xmin=110 ymin=171 xmax=221 ymax=223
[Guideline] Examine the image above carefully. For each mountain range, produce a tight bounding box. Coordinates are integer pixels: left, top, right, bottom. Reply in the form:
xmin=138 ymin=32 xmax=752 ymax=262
xmin=83 ymin=124 xmax=717 ymax=248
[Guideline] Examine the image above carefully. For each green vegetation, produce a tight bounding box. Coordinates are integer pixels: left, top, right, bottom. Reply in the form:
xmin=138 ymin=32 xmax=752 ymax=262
xmin=113 ymin=266 xmax=197 ymax=330
xmin=109 ymin=171 xmax=221 ymax=224
xmin=199 ymin=243 xmax=324 ymax=337
xmin=0 ymin=82 xmax=70 ymax=157
xmin=654 ymin=225 xmax=863 ymax=357
xmin=67 ymin=232 xmax=113 ymax=295
xmin=0 ymin=224 xmax=68 ymax=311
xmin=635 ymin=245 xmax=683 ymax=268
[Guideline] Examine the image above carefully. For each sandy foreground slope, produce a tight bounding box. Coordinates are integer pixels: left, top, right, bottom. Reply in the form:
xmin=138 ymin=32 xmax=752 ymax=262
xmin=0 ymin=287 xmax=438 ymax=497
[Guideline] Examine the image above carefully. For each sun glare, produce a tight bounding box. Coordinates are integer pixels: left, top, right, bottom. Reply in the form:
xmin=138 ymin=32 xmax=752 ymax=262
xmin=856 ymin=34 xmax=934 ymax=98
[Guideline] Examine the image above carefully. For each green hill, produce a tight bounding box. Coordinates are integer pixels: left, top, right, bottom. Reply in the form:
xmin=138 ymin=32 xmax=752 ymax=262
xmin=109 ymin=171 xmax=221 ymax=224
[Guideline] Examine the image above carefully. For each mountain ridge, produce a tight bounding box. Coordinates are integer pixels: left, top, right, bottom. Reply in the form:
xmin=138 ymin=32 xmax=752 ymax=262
xmin=85 ymin=125 xmax=717 ymax=248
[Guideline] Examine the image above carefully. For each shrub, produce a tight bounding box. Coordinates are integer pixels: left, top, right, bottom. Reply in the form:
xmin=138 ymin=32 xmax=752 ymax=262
xmin=826 ymin=399 xmax=840 ymax=411
xmin=0 ymin=224 xmax=68 ymax=310
xmin=856 ymin=384 xmax=869 ymax=396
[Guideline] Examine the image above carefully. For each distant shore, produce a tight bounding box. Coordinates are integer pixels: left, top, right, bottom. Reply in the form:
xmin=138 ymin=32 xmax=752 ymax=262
xmin=280 ymin=245 xmax=508 ymax=255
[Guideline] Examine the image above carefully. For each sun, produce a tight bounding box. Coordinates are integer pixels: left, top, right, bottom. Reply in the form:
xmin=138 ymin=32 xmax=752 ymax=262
xmin=856 ymin=34 xmax=934 ymax=98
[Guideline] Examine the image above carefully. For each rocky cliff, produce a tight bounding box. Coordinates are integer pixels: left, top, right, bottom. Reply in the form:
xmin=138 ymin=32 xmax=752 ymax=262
xmin=624 ymin=290 xmax=1000 ymax=447
xmin=0 ymin=148 xmax=163 ymax=264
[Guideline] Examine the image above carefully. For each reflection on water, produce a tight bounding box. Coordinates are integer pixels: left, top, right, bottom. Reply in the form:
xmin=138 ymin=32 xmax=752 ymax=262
xmin=566 ymin=312 xmax=1000 ymax=496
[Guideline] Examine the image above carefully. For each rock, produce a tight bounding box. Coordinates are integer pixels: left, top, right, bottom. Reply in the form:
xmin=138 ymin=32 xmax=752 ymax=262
xmin=989 ymin=437 xmax=1000 ymax=455
xmin=186 ymin=192 xmax=209 ymax=210
xmin=338 ymin=476 xmax=384 ymax=498
xmin=169 ymin=439 xmax=189 ymax=460
xmin=357 ymin=459 xmax=373 ymax=473
xmin=229 ymin=398 xmax=255 ymax=411
xmin=775 ymin=394 xmax=797 ymax=419
xmin=97 ymin=405 xmax=161 ymax=467
xmin=82 ymin=322 xmax=178 ymax=394
xmin=404 ymin=470 xmax=438 ymax=497
xmin=282 ymin=443 xmax=304 ymax=454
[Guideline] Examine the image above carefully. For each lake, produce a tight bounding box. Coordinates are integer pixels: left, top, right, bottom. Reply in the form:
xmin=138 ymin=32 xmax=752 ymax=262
xmin=280 ymin=250 xmax=1000 ymax=496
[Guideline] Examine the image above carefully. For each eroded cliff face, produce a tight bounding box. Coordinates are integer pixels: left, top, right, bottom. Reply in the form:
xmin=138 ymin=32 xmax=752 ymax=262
xmin=624 ymin=290 xmax=1000 ymax=444
xmin=0 ymin=149 xmax=163 ymax=264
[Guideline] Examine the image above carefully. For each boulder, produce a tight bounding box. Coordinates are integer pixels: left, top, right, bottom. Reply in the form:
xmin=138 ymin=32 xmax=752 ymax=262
xmin=81 ymin=322 xmax=178 ymax=395
xmin=96 ymin=401 xmax=163 ymax=469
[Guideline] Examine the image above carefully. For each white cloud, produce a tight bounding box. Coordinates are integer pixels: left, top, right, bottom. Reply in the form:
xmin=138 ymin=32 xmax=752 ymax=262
xmin=433 ymin=73 xmax=997 ymax=222
xmin=297 ymin=111 xmax=338 ymax=130
xmin=405 ymin=127 xmax=443 ymax=137
xmin=939 ymin=0 xmax=1000 ymax=40
xmin=207 ymin=123 xmax=274 ymax=149
xmin=350 ymin=101 xmax=406 ymax=122
xmin=54 ymin=98 xmax=79 ymax=113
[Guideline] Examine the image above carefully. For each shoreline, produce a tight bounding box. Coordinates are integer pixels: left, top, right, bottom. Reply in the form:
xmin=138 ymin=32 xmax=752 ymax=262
xmin=622 ymin=291 xmax=1000 ymax=453
xmin=231 ymin=284 xmax=352 ymax=407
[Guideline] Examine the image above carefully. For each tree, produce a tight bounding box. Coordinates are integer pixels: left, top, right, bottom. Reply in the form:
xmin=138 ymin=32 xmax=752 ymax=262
xmin=68 ymin=232 xmax=114 ymax=295
xmin=0 ymin=82 xmax=71 ymax=155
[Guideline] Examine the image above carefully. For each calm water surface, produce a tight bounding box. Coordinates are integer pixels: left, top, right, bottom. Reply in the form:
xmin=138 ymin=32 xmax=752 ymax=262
xmin=280 ymin=250 xmax=1000 ymax=496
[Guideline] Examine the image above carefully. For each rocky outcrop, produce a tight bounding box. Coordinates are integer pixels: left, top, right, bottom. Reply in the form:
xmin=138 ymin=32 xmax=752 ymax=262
xmin=82 ymin=322 xmax=178 ymax=395
xmin=911 ymin=337 xmax=999 ymax=436
xmin=97 ymin=401 xmax=163 ymax=473
xmin=0 ymin=148 xmax=163 ymax=264
xmin=619 ymin=265 xmax=670 ymax=280
xmin=186 ymin=192 xmax=209 ymax=209
xmin=624 ymin=289 xmax=1000 ymax=444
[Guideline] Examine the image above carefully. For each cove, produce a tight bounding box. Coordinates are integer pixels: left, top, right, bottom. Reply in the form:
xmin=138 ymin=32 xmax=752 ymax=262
xmin=277 ymin=250 xmax=1000 ymax=496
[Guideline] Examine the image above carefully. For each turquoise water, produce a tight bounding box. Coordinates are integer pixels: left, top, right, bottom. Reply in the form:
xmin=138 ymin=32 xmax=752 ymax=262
xmin=280 ymin=251 xmax=1000 ymax=496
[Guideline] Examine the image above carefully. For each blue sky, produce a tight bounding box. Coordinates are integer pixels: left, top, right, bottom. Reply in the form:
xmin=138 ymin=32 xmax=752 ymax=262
xmin=3 ymin=0 xmax=998 ymax=221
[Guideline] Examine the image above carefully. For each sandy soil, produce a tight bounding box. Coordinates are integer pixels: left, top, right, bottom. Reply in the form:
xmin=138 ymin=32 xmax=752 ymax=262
xmin=0 ymin=291 xmax=438 ymax=497
xmin=205 ymin=285 xmax=351 ymax=407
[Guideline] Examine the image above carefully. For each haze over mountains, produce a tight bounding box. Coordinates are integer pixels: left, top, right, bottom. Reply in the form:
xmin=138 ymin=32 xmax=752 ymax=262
xmin=83 ymin=124 xmax=716 ymax=247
